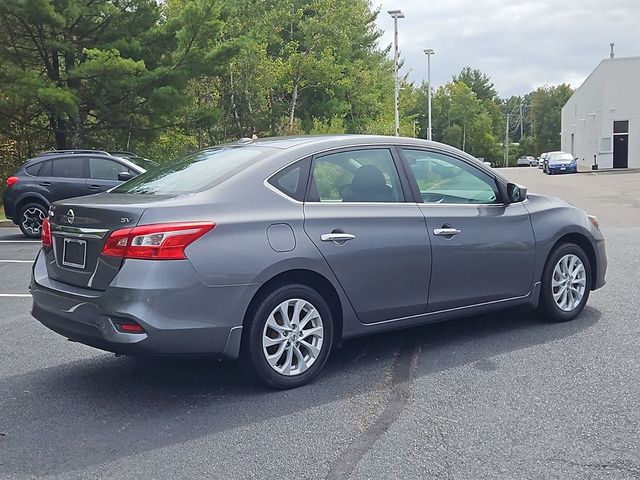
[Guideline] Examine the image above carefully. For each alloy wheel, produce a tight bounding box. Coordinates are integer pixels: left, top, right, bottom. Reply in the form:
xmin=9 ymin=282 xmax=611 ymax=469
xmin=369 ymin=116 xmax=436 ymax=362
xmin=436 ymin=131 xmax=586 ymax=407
xmin=22 ymin=207 xmax=45 ymax=236
xmin=261 ymin=298 xmax=324 ymax=376
xmin=552 ymin=254 xmax=587 ymax=312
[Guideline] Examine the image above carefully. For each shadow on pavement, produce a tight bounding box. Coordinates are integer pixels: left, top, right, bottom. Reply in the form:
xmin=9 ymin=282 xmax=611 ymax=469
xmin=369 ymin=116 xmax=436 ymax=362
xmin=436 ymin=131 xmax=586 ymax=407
xmin=0 ymin=306 xmax=601 ymax=476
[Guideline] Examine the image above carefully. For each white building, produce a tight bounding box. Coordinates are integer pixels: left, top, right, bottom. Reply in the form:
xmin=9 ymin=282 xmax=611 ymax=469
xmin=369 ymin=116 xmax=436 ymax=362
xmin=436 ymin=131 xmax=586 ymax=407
xmin=561 ymin=56 xmax=640 ymax=170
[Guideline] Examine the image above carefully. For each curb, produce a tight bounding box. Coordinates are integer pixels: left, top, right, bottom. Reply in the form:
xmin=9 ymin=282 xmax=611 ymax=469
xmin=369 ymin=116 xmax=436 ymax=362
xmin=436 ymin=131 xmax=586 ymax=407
xmin=0 ymin=220 xmax=14 ymax=227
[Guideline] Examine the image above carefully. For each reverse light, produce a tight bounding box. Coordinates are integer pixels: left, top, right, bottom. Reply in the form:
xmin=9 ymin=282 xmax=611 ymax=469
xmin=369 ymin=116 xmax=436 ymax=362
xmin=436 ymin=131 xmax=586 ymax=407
xmin=101 ymin=222 xmax=215 ymax=260
xmin=41 ymin=218 xmax=52 ymax=247
xmin=5 ymin=176 xmax=18 ymax=187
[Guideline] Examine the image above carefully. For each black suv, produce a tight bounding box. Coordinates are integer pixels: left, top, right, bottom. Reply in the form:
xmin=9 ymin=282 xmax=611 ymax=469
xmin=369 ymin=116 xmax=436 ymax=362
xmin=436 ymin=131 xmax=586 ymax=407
xmin=3 ymin=151 xmax=145 ymax=238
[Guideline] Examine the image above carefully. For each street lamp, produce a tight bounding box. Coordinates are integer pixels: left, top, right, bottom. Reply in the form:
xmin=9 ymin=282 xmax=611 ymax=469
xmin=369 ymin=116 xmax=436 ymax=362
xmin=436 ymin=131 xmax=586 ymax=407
xmin=423 ymin=48 xmax=435 ymax=141
xmin=388 ymin=9 xmax=404 ymax=136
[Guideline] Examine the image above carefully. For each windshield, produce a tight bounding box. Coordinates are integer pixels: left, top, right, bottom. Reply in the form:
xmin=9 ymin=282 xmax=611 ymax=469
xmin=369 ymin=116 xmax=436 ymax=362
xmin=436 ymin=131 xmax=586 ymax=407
xmin=111 ymin=146 xmax=276 ymax=195
xmin=549 ymin=153 xmax=574 ymax=161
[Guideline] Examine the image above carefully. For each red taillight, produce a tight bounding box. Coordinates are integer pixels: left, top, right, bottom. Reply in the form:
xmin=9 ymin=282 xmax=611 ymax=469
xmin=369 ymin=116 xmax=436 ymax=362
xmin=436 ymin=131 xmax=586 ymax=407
xmin=101 ymin=222 xmax=215 ymax=260
xmin=113 ymin=321 xmax=145 ymax=333
xmin=6 ymin=176 xmax=18 ymax=187
xmin=41 ymin=218 xmax=52 ymax=247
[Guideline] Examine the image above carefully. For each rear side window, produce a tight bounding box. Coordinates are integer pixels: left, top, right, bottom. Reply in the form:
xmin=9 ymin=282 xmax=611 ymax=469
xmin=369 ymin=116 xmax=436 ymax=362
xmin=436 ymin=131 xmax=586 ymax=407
xmin=89 ymin=158 xmax=132 ymax=180
xmin=51 ymin=157 xmax=84 ymax=178
xmin=112 ymin=146 xmax=276 ymax=195
xmin=25 ymin=163 xmax=43 ymax=176
xmin=268 ymin=159 xmax=310 ymax=201
xmin=309 ymin=149 xmax=404 ymax=203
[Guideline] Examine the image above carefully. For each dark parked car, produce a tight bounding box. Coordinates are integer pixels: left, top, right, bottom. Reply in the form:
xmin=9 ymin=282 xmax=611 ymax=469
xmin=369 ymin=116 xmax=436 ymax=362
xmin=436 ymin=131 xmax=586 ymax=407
xmin=3 ymin=152 xmax=145 ymax=238
xmin=30 ymin=135 xmax=606 ymax=389
xmin=544 ymin=152 xmax=578 ymax=174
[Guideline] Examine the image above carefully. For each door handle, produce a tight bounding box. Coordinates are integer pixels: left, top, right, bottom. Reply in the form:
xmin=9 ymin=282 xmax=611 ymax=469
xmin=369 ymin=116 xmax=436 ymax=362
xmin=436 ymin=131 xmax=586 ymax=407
xmin=39 ymin=182 xmax=52 ymax=186
xmin=88 ymin=185 xmax=101 ymax=191
xmin=434 ymin=228 xmax=461 ymax=237
xmin=321 ymin=233 xmax=355 ymax=243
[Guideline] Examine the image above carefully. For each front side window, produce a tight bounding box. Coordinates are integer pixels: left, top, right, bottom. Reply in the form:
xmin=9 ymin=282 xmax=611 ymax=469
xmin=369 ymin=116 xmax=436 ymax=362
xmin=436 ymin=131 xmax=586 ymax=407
xmin=89 ymin=158 xmax=131 ymax=180
xmin=401 ymin=149 xmax=500 ymax=204
xmin=310 ymin=149 xmax=403 ymax=203
xmin=51 ymin=157 xmax=84 ymax=178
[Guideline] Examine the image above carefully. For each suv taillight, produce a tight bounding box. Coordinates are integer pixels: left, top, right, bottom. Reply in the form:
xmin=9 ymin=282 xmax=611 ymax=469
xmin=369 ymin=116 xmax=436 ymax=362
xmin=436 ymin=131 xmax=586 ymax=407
xmin=5 ymin=176 xmax=18 ymax=187
xmin=41 ymin=218 xmax=52 ymax=247
xmin=101 ymin=222 xmax=215 ymax=260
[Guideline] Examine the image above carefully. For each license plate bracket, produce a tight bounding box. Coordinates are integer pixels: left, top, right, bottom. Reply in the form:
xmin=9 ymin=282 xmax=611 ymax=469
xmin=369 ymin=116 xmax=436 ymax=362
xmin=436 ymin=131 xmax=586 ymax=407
xmin=62 ymin=238 xmax=87 ymax=269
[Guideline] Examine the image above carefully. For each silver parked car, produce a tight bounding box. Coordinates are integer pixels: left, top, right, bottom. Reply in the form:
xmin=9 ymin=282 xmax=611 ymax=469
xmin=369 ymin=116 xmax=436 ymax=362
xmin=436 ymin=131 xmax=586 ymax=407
xmin=31 ymin=136 xmax=607 ymax=388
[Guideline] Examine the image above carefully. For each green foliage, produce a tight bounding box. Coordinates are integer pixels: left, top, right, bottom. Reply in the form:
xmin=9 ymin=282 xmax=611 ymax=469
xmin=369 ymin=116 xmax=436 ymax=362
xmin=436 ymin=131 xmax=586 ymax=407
xmin=0 ymin=1 xmax=574 ymax=177
xmin=531 ymin=84 xmax=573 ymax=153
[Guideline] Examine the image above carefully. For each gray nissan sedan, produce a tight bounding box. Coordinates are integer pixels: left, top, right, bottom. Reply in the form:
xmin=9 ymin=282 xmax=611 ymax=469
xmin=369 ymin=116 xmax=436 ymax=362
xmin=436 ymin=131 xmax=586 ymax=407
xmin=31 ymin=135 xmax=607 ymax=388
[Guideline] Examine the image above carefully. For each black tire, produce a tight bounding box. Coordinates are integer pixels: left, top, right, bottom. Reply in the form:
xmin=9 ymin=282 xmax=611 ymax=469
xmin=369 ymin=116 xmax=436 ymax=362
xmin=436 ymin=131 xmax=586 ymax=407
xmin=243 ymin=284 xmax=334 ymax=389
xmin=537 ymin=243 xmax=591 ymax=322
xmin=17 ymin=202 xmax=47 ymax=238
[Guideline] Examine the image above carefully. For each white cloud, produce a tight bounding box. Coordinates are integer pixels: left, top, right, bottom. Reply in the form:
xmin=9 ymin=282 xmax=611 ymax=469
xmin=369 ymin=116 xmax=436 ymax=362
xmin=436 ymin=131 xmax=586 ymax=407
xmin=374 ymin=0 xmax=640 ymax=97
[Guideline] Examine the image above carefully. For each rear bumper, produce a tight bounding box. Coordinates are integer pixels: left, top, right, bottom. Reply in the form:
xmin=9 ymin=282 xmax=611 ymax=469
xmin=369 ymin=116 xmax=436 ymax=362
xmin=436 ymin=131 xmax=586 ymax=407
xmin=2 ymin=189 xmax=15 ymax=221
xmin=30 ymin=251 xmax=259 ymax=359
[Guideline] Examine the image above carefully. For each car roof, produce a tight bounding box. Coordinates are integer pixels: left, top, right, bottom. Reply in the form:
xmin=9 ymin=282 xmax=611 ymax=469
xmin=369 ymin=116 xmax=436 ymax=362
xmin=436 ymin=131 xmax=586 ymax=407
xmin=22 ymin=152 xmax=145 ymax=172
xmin=35 ymin=149 xmax=112 ymax=157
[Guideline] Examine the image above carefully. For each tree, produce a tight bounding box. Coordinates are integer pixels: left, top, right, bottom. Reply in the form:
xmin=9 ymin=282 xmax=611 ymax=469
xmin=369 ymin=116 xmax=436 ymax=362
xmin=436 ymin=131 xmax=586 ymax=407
xmin=531 ymin=84 xmax=573 ymax=153
xmin=454 ymin=67 xmax=498 ymax=103
xmin=0 ymin=0 xmax=230 ymax=150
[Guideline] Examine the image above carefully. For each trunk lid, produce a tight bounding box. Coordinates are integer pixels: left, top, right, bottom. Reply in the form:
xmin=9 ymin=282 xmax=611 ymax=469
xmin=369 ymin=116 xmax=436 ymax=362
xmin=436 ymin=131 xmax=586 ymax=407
xmin=45 ymin=194 xmax=165 ymax=290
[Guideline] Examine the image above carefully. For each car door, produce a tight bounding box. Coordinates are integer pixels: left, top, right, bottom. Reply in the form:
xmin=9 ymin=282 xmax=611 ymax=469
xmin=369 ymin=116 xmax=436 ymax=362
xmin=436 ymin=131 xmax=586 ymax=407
xmin=303 ymin=147 xmax=431 ymax=324
xmin=38 ymin=156 xmax=88 ymax=202
xmin=87 ymin=156 xmax=135 ymax=193
xmin=399 ymin=147 xmax=536 ymax=312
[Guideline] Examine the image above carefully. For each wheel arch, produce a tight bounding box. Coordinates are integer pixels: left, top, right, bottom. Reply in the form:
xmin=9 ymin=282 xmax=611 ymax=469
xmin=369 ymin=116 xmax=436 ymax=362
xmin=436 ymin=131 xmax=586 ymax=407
xmin=15 ymin=194 xmax=50 ymax=216
xmin=547 ymin=232 xmax=598 ymax=290
xmin=242 ymin=269 xmax=344 ymax=346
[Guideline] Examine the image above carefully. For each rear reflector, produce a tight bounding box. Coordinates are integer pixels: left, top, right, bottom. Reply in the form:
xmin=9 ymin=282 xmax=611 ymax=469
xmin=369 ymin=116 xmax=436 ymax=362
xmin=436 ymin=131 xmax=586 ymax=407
xmin=41 ymin=218 xmax=52 ymax=247
xmin=101 ymin=222 xmax=215 ymax=260
xmin=112 ymin=320 xmax=145 ymax=334
xmin=6 ymin=176 xmax=18 ymax=187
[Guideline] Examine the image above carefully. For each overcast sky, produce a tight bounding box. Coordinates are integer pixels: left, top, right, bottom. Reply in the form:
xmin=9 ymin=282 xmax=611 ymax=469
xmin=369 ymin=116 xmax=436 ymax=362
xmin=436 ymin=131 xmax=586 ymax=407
xmin=374 ymin=0 xmax=639 ymax=98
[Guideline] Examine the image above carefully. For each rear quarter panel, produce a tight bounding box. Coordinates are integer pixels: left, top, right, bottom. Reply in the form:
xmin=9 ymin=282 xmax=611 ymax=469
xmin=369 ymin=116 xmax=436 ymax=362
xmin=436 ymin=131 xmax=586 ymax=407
xmin=136 ymin=180 xmax=360 ymax=337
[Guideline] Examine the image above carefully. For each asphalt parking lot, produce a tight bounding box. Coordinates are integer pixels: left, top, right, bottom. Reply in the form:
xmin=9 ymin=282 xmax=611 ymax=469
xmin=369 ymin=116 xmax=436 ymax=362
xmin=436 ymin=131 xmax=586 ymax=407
xmin=1 ymin=168 xmax=639 ymax=479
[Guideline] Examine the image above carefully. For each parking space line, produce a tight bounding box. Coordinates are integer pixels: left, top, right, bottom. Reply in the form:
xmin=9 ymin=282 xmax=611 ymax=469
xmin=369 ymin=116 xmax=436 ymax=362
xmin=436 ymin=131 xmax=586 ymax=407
xmin=0 ymin=260 xmax=33 ymax=263
xmin=0 ymin=240 xmax=41 ymax=243
xmin=0 ymin=294 xmax=31 ymax=297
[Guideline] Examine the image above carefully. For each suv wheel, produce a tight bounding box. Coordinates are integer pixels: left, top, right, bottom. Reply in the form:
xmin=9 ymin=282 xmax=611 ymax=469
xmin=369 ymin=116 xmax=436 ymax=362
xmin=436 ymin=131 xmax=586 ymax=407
xmin=245 ymin=284 xmax=333 ymax=389
xmin=18 ymin=203 xmax=47 ymax=238
xmin=538 ymin=243 xmax=591 ymax=322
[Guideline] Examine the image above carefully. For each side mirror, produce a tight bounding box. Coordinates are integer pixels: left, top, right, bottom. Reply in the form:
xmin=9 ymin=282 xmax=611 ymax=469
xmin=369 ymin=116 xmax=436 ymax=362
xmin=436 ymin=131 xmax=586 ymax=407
xmin=507 ymin=183 xmax=527 ymax=203
xmin=118 ymin=171 xmax=135 ymax=181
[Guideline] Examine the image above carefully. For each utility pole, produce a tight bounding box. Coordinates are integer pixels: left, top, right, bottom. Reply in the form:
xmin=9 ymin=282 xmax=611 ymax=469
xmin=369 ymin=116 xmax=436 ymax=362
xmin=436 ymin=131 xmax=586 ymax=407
xmin=505 ymin=114 xmax=510 ymax=167
xmin=519 ymin=101 xmax=524 ymax=140
xmin=423 ymin=49 xmax=435 ymax=141
xmin=388 ymin=10 xmax=404 ymax=136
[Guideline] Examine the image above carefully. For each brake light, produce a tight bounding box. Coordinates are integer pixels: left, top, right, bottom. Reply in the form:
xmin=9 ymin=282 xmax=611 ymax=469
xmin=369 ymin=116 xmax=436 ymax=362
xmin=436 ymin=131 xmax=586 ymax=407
xmin=41 ymin=218 xmax=52 ymax=247
xmin=101 ymin=222 xmax=215 ymax=260
xmin=6 ymin=176 xmax=18 ymax=187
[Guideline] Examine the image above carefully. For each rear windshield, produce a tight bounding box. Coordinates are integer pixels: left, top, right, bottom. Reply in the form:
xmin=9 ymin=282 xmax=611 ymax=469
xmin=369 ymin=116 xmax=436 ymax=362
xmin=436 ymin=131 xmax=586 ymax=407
xmin=111 ymin=146 xmax=275 ymax=195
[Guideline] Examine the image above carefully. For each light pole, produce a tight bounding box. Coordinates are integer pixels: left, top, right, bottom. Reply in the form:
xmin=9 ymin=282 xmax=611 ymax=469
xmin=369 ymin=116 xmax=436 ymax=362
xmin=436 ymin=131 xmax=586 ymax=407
xmin=388 ymin=10 xmax=404 ymax=136
xmin=423 ymin=49 xmax=434 ymax=141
